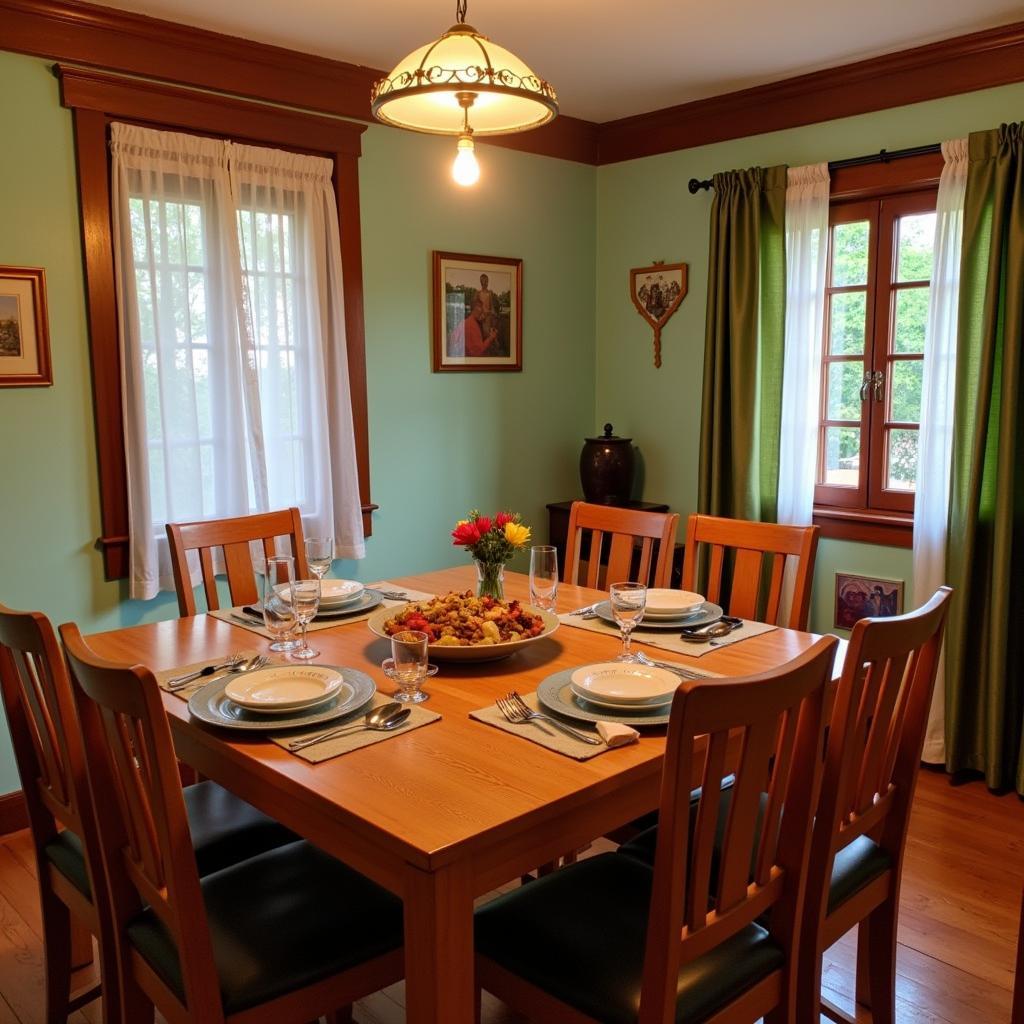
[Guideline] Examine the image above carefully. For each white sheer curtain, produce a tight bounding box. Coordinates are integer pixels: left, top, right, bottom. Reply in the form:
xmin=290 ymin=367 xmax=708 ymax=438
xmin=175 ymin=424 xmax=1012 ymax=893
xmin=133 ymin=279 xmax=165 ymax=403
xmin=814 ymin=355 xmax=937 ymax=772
xmin=915 ymin=138 xmax=968 ymax=764
xmin=778 ymin=164 xmax=830 ymax=617
xmin=111 ymin=124 xmax=364 ymax=600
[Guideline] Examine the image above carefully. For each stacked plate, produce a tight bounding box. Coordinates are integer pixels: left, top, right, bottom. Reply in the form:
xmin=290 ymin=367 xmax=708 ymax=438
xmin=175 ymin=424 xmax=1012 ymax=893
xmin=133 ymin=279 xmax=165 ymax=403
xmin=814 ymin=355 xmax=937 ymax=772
xmin=569 ymin=662 xmax=679 ymax=712
xmin=188 ymin=664 xmax=376 ymax=732
xmin=642 ymin=589 xmax=705 ymax=620
xmin=269 ymin=579 xmax=382 ymax=620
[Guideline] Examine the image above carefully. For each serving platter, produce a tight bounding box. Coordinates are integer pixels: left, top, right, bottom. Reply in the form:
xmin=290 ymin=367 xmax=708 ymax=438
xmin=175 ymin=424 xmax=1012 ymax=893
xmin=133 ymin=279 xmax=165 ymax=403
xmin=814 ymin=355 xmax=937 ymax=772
xmin=366 ymin=603 xmax=560 ymax=662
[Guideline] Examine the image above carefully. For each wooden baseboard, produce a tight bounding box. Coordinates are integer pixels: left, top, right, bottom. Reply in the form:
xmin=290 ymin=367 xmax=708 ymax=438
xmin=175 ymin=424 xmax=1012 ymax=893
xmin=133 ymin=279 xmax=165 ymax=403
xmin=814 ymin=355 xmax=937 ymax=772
xmin=0 ymin=791 xmax=28 ymax=835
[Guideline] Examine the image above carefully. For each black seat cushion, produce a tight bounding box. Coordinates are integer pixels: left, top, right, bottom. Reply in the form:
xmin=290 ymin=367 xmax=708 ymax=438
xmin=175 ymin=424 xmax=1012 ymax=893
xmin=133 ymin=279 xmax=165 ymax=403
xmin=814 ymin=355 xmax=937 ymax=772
xmin=475 ymin=852 xmax=783 ymax=1024
xmin=127 ymin=840 xmax=403 ymax=1014
xmin=41 ymin=780 xmax=295 ymax=903
xmin=619 ymin=786 xmax=891 ymax=915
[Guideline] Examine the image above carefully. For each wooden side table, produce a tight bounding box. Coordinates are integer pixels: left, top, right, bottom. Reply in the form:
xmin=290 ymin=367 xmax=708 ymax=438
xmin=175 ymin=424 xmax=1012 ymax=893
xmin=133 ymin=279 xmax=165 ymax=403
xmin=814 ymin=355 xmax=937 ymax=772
xmin=546 ymin=500 xmax=685 ymax=586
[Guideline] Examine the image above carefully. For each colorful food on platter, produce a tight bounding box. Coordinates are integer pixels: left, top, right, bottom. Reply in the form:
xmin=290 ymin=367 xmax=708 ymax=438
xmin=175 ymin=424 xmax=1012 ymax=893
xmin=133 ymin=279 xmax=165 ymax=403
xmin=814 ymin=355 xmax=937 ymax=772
xmin=382 ymin=591 xmax=546 ymax=647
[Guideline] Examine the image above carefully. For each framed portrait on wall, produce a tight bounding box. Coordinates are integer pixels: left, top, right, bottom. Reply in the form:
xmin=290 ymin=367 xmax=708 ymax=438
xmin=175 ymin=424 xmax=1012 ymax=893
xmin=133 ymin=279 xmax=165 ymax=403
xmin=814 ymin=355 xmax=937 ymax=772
xmin=432 ymin=251 xmax=522 ymax=372
xmin=0 ymin=266 xmax=52 ymax=387
xmin=834 ymin=572 xmax=905 ymax=630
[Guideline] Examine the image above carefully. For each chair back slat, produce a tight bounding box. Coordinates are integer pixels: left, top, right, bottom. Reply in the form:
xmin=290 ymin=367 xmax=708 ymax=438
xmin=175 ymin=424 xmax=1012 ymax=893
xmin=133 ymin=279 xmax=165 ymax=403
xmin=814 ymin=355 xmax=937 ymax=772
xmin=637 ymin=636 xmax=837 ymax=1024
xmin=563 ymin=502 xmax=679 ymax=590
xmin=803 ymin=588 xmax=952 ymax=942
xmin=166 ymin=507 xmax=310 ymax=617
xmin=682 ymin=514 xmax=819 ymax=629
xmin=60 ymin=624 xmax=222 ymax=1017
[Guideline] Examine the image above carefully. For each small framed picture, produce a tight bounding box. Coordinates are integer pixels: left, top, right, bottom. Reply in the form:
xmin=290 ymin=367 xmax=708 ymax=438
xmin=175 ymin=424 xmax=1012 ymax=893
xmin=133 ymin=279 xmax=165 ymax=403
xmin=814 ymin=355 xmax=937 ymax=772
xmin=0 ymin=266 xmax=52 ymax=387
xmin=432 ymin=251 xmax=522 ymax=372
xmin=834 ymin=573 xmax=905 ymax=630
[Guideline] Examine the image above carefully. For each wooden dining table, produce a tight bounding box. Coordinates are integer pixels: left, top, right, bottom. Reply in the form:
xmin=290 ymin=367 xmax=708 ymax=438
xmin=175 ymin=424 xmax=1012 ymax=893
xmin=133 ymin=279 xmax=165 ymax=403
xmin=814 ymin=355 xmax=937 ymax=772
xmin=84 ymin=565 xmax=841 ymax=1024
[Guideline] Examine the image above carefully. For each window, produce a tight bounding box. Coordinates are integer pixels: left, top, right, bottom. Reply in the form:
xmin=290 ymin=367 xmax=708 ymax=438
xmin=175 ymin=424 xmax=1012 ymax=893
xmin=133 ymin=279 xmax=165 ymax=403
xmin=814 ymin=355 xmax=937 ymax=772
xmin=814 ymin=187 xmax=937 ymax=541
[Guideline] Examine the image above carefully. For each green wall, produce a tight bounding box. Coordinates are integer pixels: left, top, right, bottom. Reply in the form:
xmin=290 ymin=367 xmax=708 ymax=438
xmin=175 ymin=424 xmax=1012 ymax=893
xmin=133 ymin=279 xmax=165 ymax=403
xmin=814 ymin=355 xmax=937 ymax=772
xmin=0 ymin=52 xmax=595 ymax=792
xmin=594 ymin=80 xmax=1024 ymax=635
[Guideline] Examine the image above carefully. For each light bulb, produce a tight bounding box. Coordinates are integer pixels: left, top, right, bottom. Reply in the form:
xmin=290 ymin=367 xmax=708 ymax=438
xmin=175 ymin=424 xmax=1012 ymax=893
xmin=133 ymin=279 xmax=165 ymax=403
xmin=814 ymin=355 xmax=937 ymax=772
xmin=452 ymin=134 xmax=480 ymax=186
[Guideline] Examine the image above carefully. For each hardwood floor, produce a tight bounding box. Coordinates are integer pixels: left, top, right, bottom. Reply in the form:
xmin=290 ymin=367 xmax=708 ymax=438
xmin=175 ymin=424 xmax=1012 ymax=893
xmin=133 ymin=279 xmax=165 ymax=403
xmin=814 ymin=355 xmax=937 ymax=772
xmin=0 ymin=768 xmax=1019 ymax=1023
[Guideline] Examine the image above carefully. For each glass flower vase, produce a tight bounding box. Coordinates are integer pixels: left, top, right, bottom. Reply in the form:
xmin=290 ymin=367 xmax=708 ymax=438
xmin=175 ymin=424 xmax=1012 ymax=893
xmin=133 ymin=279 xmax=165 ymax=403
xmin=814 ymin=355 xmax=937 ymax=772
xmin=474 ymin=559 xmax=505 ymax=601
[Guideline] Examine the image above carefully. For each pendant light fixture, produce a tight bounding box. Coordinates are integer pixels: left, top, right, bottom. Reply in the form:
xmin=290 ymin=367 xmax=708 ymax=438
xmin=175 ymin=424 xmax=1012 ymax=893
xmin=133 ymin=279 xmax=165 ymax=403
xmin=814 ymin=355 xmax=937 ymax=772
xmin=371 ymin=0 xmax=558 ymax=186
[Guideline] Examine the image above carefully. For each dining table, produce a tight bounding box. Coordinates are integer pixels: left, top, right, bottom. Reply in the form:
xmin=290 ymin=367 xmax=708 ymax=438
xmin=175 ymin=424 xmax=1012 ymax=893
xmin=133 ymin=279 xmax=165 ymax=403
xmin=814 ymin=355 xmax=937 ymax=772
xmin=84 ymin=564 xmax=843 ymax=1024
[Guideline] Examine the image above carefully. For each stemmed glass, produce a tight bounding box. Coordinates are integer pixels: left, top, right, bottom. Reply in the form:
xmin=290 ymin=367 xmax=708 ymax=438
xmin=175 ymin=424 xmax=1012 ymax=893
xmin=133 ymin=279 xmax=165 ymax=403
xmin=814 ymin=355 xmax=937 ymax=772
xmin=290 ymin=579 xmax=322 ymax=660
xmin=305 ymin=536 xmax=333 ymax=581
xmin=261 ymin=555 xmax=300 ymax=653
xmin=529 ymin=545 xmax=559 ymax=611
xmin=381 ymin=630 xmax=437 ymax=703
xmin=609 ymin=582 xmax=647 ymax=663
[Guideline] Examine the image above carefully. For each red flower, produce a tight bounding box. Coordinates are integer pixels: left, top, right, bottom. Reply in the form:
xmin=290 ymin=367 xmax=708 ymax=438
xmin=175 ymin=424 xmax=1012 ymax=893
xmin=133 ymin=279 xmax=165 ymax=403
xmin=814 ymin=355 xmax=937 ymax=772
xmin=475 ymin=515 xmax=492 ymax=534
xmin=495 ymin=510 xmax=514 ymax=527
xmin=452 ymin=521 xmax=482 ymax=546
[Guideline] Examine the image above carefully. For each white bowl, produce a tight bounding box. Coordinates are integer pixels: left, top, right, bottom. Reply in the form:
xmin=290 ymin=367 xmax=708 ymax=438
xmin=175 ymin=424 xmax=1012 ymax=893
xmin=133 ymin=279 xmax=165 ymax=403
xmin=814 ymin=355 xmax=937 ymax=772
xmin=225 ymin=665 xmax=345 ymax=711
xmin=276 ymin=578 xmax=364 ymax=609
xmin=569 ymin=662 xmax=679 ymax=705
xmin=569 ymin=683 xmax=673 ymax=710
xmin=643 ymin=589 xmax=705 ymax=617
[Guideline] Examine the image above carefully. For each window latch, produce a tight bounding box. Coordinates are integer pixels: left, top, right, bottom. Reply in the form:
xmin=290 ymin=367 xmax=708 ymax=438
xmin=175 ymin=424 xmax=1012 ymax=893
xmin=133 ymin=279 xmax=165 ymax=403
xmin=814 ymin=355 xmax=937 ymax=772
xmin=860 ymin=371 xmax=872 ymax=402
xmin=860 ymin=370 xmax=885 ymax=402
xmin=872 ymin=370 xmax=885 ymax=402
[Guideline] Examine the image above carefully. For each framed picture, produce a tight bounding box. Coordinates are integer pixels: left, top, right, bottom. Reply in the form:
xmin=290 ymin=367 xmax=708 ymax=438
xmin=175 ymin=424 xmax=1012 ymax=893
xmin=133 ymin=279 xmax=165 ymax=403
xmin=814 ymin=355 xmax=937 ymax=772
xmin=432 ymin=251 xmax=522 ymax=372
xmin=834 ymin=572 xmax=905 ymax=630
xmin=0 ymin=266 xmax=52 ymax=387
xmin=629 ymin=261 xmax=687 ymax=367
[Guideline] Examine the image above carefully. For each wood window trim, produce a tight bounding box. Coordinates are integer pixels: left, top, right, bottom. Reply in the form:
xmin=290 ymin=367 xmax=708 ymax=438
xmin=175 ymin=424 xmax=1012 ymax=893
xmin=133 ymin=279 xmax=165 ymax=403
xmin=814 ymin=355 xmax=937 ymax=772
xmin=812 ymin=155 xmax=941 ymax=547
xmin=57 ymin=64 xmax=376 ymax=580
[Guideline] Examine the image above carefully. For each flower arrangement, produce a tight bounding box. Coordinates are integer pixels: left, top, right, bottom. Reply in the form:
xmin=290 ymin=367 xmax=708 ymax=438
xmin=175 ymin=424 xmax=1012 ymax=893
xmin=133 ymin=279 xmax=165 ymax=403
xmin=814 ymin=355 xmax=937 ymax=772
xmin=451 ymin=509 xmax=531 ymax=599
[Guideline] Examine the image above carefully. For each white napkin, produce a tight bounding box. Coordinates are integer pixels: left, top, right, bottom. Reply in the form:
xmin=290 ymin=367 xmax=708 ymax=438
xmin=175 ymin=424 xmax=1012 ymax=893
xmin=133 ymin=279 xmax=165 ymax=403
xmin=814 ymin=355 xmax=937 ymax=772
xmin=596 ymin=721 xmax=640 ymax=747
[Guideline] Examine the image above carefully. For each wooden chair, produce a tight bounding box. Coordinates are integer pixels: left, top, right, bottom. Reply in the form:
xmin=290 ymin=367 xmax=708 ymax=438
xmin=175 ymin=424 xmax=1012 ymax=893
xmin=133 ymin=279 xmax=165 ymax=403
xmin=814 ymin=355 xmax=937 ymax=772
xmin=0 ymin=605 xmax=112 ymax=1023
xmin=564 ymin=501 xmax=680 ymax=590
xmin=682 ymin=514 xmax=819 ymax=630
xmin=795 ymin=586 xmax=953 ymax=1024
xmin=476 ymin=635 xmax=838 ymax=1024
xmin=0 ymin=605 xmax=301 ymax=1023
xmin=59 ymin=623 xmax=404 ymax=1024
xmin=166 ymin=507 xmax=310 ymax=616
xmin=1012 ymin=885 xmax=1024 ymax=1024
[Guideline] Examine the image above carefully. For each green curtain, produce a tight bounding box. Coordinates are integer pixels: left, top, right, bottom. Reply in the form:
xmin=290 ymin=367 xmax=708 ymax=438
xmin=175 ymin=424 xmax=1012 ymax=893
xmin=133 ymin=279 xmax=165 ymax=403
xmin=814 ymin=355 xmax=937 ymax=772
xmin=945 ymin=124 xmax=1024 ymax=792
xmin=697 ymin=166 xmax=787 ymax=522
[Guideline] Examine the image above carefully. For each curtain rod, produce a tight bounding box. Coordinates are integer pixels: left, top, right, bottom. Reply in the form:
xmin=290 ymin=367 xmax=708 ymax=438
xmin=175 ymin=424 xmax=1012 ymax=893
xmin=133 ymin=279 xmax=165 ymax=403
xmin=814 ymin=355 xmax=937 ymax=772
xmin=686 ymin=143 xmax=942 ymax=194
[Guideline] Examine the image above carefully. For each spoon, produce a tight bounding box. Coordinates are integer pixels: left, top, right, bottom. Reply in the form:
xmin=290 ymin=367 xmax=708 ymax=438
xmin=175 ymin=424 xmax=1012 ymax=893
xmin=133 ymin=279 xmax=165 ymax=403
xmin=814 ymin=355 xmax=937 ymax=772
xmin=286 ymin=702 xmax=410 ymax=750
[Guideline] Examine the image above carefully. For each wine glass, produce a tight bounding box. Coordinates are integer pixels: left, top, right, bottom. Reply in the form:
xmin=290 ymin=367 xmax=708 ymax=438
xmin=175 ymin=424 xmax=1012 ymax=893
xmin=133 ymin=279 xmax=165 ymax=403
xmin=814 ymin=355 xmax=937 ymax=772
xmin=290 ymin=579 xmax=322 ymax=660
xmin=261 ymin=555 xmax=300 ymax=653
xmin=381 ymin=630 xmax=437 ymax=704
xmin=305 ymin=536 xmax=333 ymax=581
xmin=609 ymin=582 xmax=647 ymax=663
xmin=529 ymin=545 xmax=559 ymax=611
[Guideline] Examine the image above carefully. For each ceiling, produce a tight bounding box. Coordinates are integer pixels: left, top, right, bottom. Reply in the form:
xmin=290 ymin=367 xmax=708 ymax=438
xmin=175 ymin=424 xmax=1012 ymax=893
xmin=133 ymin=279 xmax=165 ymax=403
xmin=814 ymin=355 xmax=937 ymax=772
xmin=93 ymin=0 xmax=1023 ymax=122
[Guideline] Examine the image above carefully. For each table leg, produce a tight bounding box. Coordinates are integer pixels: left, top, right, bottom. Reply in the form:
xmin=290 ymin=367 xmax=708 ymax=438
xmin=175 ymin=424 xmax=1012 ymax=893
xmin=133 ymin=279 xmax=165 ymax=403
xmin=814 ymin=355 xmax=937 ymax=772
xmin=403 ymin=861 xmax=475 ymax=1024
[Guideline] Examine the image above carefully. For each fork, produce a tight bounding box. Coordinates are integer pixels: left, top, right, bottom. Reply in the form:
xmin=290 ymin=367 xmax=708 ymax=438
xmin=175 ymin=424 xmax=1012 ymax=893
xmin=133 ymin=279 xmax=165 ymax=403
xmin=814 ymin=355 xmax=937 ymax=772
xmin=166 ymin=653 xmax=245 ymax=688
xmin=167 ymin=654 xmax=268 ymax=692
xmin=497 ymin=692 xmax=602 ymax=745
xmin=568 ymin=603 xmax=599 ymax=617
xmin=375 ymin=590 xmax=410 ymax=601
xmin=634 ymin=652 xmax=704 ymax=680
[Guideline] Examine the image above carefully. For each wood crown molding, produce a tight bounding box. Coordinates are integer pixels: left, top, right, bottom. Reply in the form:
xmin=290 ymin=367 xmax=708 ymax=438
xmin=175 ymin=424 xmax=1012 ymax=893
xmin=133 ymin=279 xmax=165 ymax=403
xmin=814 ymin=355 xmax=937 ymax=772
xmin=597 ymin=20 xmax=1024 ymax=163
xmin=2 ymin=1 xmax=1024 ymax=163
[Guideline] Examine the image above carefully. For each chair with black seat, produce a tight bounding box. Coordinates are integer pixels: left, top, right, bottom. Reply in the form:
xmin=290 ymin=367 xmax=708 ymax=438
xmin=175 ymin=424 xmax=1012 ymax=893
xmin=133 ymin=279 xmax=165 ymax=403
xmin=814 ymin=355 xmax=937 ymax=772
xmin=59 ymin=623 xmax=404 ymax=1024
xmin=166 ymin=506 xmax=310 ymax=617
xmin=564 ymin=501 xmax=680 ymax=590
xmin=682 ymin=514 xmax=819 ymax=630
xmin=796 ymin=586 xmax=952 ymax=1024
xmin=0 ymin=604 xmax=299 ymax=1024
xmin=476 ymin=635 xmax=838 ymax=1024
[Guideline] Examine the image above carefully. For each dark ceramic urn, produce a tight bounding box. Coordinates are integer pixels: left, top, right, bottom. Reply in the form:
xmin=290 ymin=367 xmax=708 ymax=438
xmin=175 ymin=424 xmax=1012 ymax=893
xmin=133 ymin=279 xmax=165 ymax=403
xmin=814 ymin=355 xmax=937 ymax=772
xmin=579 ymin=423 xmax=635 ymax=505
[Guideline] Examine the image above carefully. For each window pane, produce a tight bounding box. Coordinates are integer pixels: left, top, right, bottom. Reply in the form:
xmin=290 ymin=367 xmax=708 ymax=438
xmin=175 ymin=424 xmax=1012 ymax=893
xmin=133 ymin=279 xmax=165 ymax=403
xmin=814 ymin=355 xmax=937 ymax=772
xmin=887 ymin=429 xmax=919 ymax=490
xmin=823 ymin=426 xmax=860 ymax=486
xmin=893 ymin=287 xmax=929 ymax=353
xmin=829 ymin=291 xmax=867 ymax=354
xmin=896 ymin=212 xmax=936 ymax=282
xmin=827 ymin=361 xmax=863 ymax=421
xmin=831 ymin=221 xmax=869 ymax=286
xmin=890 ymin=360 xmax=923 ymax=422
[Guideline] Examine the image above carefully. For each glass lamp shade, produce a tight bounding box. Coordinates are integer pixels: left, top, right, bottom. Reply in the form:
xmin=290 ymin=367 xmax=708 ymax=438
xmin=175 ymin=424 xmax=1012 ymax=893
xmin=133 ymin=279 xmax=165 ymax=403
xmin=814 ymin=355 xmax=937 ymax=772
xmin=371 ymin=23 xmax=558 ymax=136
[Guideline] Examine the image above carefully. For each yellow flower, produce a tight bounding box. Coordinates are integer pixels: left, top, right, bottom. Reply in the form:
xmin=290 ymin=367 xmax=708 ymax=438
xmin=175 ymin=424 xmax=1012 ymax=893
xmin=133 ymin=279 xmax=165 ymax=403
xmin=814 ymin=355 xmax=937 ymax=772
xmin=456 ymin=519 xmax=469 ymax=527
xmin=504 ymin=522 xmax=531 ymax=547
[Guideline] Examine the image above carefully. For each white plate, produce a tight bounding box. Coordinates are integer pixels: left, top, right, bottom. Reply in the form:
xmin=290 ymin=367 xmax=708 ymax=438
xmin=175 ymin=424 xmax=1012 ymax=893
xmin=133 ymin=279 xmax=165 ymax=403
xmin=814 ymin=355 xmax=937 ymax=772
xmin=569 ymin=662 xmax=679 ymax=704
xmin=643 ymin=589 xmax=705 ymax=617
xmin=277 ymin=578 xmax=364 ymax=609
xmin=568 ymin=683 xmax=673 ymax=710
xmin=225 ymin=665 xmax=345 ymax=711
